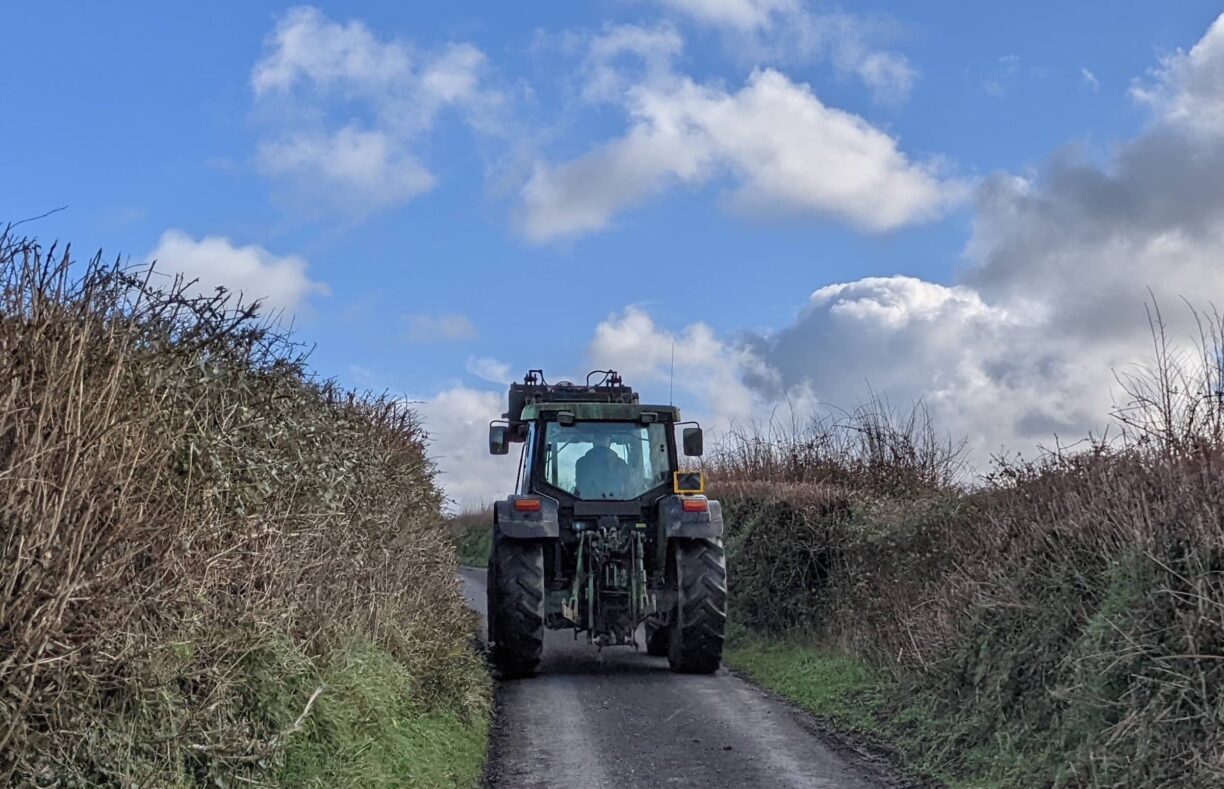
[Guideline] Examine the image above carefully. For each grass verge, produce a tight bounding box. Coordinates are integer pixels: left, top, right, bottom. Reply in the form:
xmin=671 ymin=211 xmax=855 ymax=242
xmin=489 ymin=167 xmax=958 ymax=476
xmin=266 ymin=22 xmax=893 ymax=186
xmin=445 ymin=507 xmax=493 ymax=567
xmin=725 ymin=634 xmax=1069 ymax=788
xmin=276 ymin=636 xmax=489 ymax=788
xmin=455 ymin=524 xmax=492 ymax=568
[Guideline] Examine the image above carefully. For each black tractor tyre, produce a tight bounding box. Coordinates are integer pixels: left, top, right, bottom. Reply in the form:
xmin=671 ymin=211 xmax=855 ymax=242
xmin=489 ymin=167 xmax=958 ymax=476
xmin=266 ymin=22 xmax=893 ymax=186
xmin=645 ymin=619 xmax=672 ymax=657
xmin=488 ymin=537 xmax=545 ymax=678
xmin=668 ymin=538 xmax=727 ymax=674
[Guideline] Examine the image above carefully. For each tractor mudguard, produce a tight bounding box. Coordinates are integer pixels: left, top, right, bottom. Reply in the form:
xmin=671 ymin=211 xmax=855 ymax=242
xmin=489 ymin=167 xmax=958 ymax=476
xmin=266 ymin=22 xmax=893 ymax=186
xmin=659 ymin=496 xmax=724 ymax=539
xmin=495 ymin=496 xmax=560 ymax=539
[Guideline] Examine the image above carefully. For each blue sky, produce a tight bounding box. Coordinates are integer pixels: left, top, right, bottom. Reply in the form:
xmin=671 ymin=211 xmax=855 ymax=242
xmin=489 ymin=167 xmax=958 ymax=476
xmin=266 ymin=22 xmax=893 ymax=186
xmin=4 ymin=1 xmax=1224 ymax=506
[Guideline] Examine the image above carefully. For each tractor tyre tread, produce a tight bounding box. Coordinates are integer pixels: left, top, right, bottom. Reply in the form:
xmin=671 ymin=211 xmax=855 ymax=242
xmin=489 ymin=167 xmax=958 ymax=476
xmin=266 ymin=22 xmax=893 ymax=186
xmin=668 ymin=538 xmax=727 ymax=674
xmin=489 ymin=538 xmax=545 ymax=678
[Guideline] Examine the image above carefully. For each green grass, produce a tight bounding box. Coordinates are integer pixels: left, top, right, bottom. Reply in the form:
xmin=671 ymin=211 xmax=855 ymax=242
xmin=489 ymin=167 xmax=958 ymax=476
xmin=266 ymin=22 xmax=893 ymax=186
xmin=725 ymin=635 xmax=1067 ymax=788
xmin=248 ymin=636 xmax=488 ymax=788
xmin=726 ymin=637 xmax=889 ymax=735
xmin=454 ymin=525 xmax=492 ymax=568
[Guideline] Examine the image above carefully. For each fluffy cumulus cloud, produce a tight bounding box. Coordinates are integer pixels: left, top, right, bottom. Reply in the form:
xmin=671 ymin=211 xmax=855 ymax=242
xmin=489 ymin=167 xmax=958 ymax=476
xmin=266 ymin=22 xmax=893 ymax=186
xmin=521 ymin=27 xmax=961 ymax=241
xmin=577 ymin=13 xmax=1224 ymax=467
xmin=741 ymin=277 xmax=1119 ymax=458
xmin=589 ymin=307 xmax=763 ymax=424
xmin=963 ymin=12 xmax=1224 ymax=337
xmin=251 ymin=6 xmax=496 ymax=214
xmin=251 ymin=7 xmax=411 ymax=94
xmin=148 ymin=230 xmax=328 ymax=314
xmin=647 ymin=0 xmax=917 ymax=103
xmin=415 ymin=386 xmax=514 ymax=510
xmin=1130 ymin=13 xmax=1224 ymax=136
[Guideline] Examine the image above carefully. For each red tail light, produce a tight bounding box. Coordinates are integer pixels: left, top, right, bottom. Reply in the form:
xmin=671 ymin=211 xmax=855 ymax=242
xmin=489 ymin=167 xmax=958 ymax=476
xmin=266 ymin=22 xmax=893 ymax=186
xmin=681 ymin=498 xmax=708 ymax=513
xmin=513 ymin=498 xmax=541 ymax=512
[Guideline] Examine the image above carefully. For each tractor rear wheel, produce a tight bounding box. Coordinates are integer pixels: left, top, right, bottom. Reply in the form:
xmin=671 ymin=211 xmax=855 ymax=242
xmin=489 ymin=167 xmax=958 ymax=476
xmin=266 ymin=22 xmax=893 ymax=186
xmin=488 ymin=536 xmax=545 ymax=678
xmin=668 ymin=538 xmax=727 ymax=674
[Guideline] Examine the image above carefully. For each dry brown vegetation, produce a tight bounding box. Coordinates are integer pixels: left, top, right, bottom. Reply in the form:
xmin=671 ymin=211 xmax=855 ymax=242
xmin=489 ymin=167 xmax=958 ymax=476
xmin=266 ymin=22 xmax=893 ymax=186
xmin=711 ymin=306 xmax=1224 ymax=786
xmin=0 ymin=232 xmax=486 ymax=785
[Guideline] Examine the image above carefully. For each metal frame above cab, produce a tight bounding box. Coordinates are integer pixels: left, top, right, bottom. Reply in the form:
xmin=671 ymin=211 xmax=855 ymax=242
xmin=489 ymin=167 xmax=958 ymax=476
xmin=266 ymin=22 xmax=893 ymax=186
xmin=520 ymin=402 xmax=680 ymax=422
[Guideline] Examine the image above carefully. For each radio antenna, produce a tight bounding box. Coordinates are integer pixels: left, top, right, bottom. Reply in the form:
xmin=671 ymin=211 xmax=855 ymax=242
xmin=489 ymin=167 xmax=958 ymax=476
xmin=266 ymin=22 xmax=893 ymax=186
xmin=669 ymin=341 xmax=675 ymax=405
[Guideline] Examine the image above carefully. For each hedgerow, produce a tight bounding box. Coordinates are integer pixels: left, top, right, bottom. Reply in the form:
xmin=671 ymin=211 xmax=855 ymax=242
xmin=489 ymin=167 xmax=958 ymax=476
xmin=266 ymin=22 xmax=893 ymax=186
xmin=0 ymin=232 xmax=488 ymax=786
xmin=712 ymin=309 xmax=1224 ymax=786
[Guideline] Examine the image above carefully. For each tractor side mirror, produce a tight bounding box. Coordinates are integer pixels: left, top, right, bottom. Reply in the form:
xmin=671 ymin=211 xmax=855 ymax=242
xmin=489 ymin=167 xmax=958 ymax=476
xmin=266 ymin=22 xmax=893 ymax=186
xmin=682 ymin=426 xmax=704 ymax=457
xmin=489 ymin=424 xmax=510 ymax=455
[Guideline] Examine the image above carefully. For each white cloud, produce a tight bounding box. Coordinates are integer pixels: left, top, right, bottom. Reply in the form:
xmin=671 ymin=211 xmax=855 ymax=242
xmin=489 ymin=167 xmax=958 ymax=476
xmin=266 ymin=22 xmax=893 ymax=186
xmin=575 ymin=13 xmax=1224 ymax=468
xmin=253 ymin=8 xmax=489 ymax=119
xmin=742 ymin=276 xmax=1110 ymax=460
xmin=148 ymin=230 xmax=328 ymax=314
xmin=581 ymin=23 xmax=684 ymax=102
xmin=419 ymin=43 xmax=488 ymax=105
xmin=1130 ymin=13 xmax=1224 ymax=135
xmin=741 ymin=120 xmax=1224 ymax=451
xmin=647 ymin=1 xmax=916 ymax=103
xmin=650 ymin=0 xmax=796 ymax=31
xmin=402 ymin=313 xmax=479 ymax=343
xmin=843 ymin=47 xmax=916 ymax=105
xmin=252 ymin=6 xmax=411 ymax=95
xmin=1080 ymin=67 xmax=1100 ymax=92
xmin=257 ymin=126 xmax=435 ymax=211
xmin=415 ymin=386 xmax=513 ymax=510
xmin=466 ymin=355 xmax=512 ymax=383
xmin=588 ymin=306 xmax=763 ymax=425
xmin=414 ymin=14 xmax=1224 ymax=502
xmin=521 ymin=50 xmax=963 ymax=242
xmin=251 ymin=6 xmax=496 ymax=214
xmin=519 ymin=121 xmax=706 ymax=241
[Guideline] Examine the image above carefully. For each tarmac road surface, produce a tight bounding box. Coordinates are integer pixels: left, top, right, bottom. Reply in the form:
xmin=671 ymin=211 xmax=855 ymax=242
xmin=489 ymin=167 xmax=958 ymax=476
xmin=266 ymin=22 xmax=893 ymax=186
xmin=460 ymin=567 xmax=906 ymax=789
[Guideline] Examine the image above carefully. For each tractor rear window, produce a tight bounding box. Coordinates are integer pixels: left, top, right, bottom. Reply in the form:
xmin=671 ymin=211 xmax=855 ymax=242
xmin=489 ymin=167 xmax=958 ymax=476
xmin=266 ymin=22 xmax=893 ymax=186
xmin=542 ymin=421 xmax=670 ymax=500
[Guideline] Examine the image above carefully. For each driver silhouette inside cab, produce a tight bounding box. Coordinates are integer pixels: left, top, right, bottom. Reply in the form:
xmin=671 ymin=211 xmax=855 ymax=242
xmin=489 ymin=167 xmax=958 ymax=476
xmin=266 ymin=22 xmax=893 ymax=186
xmin=575 ymin=433 xmax=631 ymax=499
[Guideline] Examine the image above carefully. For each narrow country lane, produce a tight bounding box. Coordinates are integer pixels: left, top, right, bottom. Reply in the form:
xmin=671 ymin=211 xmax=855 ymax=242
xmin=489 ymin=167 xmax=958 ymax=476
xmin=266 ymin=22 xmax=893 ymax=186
xmin=460 ymin=568 xmax=907 ymax=789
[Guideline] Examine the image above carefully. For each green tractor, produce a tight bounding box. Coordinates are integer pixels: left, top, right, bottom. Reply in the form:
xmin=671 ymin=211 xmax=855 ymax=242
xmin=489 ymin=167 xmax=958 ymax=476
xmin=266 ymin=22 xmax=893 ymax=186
xmin=486 ymin=369 xmax=727 ymax=678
